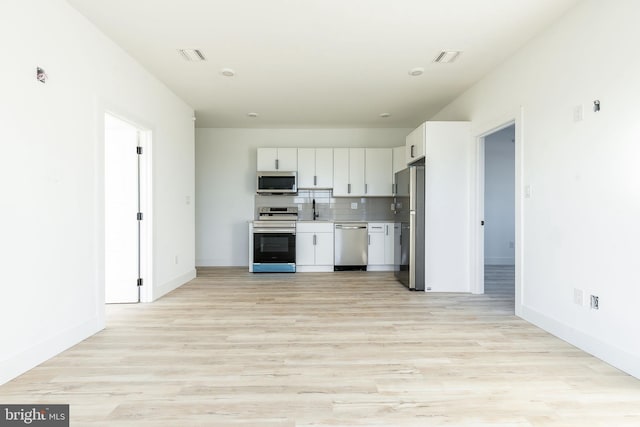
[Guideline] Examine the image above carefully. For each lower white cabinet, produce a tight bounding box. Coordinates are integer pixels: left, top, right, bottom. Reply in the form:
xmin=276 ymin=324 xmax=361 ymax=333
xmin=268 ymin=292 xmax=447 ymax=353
xmin=296 ymin=222 xmax=334 ymax=272
xmin=368 ymin=222 xmax=395 ymax=271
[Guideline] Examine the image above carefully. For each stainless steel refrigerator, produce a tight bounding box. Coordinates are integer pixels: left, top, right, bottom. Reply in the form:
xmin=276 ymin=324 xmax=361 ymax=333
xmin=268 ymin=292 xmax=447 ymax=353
xmin=394 ymin=161 xmax=425 ymax=291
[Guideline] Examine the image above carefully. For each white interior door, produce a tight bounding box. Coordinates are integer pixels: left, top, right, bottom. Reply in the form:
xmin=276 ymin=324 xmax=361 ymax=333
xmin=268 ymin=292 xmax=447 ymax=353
xmin=105 ymin=114 xmax=140 ymax=303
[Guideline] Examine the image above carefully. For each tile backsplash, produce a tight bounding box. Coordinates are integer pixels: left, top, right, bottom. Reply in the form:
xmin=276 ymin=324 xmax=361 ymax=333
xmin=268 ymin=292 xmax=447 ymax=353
xmin=255 ymin=190 xmax=396 ymax=221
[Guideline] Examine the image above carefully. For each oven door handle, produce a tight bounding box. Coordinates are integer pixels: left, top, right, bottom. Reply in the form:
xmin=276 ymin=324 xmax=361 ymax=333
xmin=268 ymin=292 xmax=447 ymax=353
xmin=254 ymin=228 xmax=296 ymax=234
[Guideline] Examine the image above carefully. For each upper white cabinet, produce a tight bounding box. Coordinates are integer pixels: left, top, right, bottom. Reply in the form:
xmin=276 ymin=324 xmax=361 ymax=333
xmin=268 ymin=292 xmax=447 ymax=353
xmin=392 ymin=146 xmax=406 ymax=173
xmin=365 ymin=148 xmax=393 ymax=196
xmin=257 ymin=148 xmax=297 ymax=171
xmin=406 ymin=123 xmax=426 ymax=163
xmin=406 ymin=121 xmax=473 ymax=165
xmin=392 ymin=146 xmax=406 ymax=195
xmin=297 ymin=148 xmax=333 ymax=189
xmin=333 ymin=148 xmax=365 ymax=196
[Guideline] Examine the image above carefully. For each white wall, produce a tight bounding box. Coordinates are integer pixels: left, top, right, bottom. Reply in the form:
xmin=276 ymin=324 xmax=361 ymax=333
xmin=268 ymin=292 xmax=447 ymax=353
xmin=484 ymin=125 xmax=515 ymax=265
xmin=423 ymin=122 xmax=472 ymax=293
xmin=432 ymin=0 xmax=640 ymax=378
xmin=196 ymin=128 xmax=411 ymax=266
xmin=0 ymin=0 xmax=195 ymax=384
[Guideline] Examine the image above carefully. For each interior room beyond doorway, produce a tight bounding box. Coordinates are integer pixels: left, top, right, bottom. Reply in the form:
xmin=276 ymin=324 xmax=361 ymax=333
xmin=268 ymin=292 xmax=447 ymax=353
xmin=483 ymin=124 xmax=515 ymax=298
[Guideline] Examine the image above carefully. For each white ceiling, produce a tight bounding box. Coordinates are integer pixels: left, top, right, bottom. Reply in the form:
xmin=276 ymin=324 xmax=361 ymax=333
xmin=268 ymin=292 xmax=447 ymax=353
xmin=66 ymin=0 xmax=580 ymax=128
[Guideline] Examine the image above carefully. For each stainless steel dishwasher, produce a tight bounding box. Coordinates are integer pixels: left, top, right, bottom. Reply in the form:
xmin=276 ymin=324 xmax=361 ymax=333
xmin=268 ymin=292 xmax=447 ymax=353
xmin=334 ymin=223 xmax=368 ymax=271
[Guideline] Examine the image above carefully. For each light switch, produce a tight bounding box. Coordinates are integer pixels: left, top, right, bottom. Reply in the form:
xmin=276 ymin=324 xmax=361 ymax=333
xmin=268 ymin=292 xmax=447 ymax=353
xmin=573 ymin=105 xmax=583 ymax=122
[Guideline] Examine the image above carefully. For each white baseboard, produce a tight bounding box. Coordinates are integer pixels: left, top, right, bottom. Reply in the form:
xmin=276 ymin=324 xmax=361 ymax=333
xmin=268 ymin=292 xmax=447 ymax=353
xmin=151 ymin=269 xmax=196 ymax=301
xmin=296 ymin=265 xmax=334 ymax=273
xmin=485 ymin=257 xmax=515 ymax=265
xmin=0 ymin=317 xmax=102 ymax=385
xmin=366 ymin=265 xmax=395 ymax=272
xmin=196 ymin=259 xmax=246 ymax=267
xmin=520 ymin=305 xmax=640 ymax=379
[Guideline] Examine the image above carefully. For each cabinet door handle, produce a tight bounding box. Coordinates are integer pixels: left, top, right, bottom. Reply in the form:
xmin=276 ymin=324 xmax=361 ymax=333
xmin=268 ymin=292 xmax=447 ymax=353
xmin=314 ymin=175 xmax=317 ymax=186
xmin=313 ymin=234 xmax=317 ymax=245
xmin=410 ymin=145 xmax=415 ymax=158
xmin=368 ymin=234 xmax=371 ymax=245
xmin=365 ymin=184 xmax=368 ymax=194
xmin=348 ymin=183 xmax=351 ymax=194
xmin=385 ymin=225 xmax=388 ymax=235
xmin=275 ymin=158 xmax=279 ymax=170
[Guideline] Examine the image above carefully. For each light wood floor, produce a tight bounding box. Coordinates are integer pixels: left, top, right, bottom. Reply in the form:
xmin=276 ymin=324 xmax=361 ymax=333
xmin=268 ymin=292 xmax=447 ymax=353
xmin=2 ymin=268 xmax=640 ymax=426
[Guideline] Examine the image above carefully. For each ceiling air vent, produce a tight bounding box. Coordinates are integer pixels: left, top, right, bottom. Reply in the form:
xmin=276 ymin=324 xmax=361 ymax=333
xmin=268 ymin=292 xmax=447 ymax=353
xmin=433 ymin=51 xmax=461 ymax=63
xmin=178 ymin=49 xmax=206 ymax=61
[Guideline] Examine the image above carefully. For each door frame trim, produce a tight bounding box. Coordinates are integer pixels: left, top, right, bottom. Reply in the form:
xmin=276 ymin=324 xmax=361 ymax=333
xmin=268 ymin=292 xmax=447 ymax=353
xmin=101 ymin=107 xmax=154 ymax=305
xmin=470 ymin=107 xmax=524 ymax=317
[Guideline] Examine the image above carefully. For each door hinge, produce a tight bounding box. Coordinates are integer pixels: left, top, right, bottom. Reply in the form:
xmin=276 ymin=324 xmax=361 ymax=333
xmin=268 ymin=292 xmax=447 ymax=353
xmin=481 ymin=220 xmax=485 ymax=226
xmin=137 ymin=212 xmax=143 ymax=221
xmin=137 ymin=278 xmax=143 ymax=287
xmin=136 ymin=146 xmax=143 ymax=155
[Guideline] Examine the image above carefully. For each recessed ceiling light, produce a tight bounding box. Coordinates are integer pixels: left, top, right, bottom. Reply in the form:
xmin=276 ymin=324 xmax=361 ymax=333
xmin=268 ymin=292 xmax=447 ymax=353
xmin=247 ymin=112 xmax=259 ymax=118
xmin=221 ymin=68 xmax=235 ymax=77
xmin=380 ymin=113 xmax=391 ymax=118
xmin=408 ymin=67 xmax=424 ymax=76
xmin=434 ymin=51 xmax=462 ymax=63
xmin=177 ymin=49 xmax=206 ymax=61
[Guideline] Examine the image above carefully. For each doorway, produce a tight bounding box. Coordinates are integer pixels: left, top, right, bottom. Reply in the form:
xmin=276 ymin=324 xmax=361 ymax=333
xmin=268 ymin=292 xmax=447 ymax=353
xmin=104 ymin=113 xmax=150 ymax=303
xmin=483 ymin=125 xmax=516 ymax=302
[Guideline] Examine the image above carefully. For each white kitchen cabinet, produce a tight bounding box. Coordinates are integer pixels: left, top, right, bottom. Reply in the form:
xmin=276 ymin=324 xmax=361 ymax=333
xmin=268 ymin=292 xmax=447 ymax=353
xmin=392 ymin=146 xmax=406 ymax=195
xmin=407 ymin=121 xmax=473 ymax=165
xmin=383 ymin=223 xmax=394 ymax=265
xmin=296 ymin=222 xmax=334 ymax=272
xmin=393 ymin=223 xmax=401 ymax=267
xmin=368 ymin=223 xmax=386 ymax=265
xmin=406 ymin=123 xmax=426 ymax=164
xmin=298 ymin=148 xmax=333 ymax=189
xmin=296 ymin=233 xmax=316 ymax=265
xmin=365 ymin=148 xmax=393 ymax=196
xmin=393 ymin=146 xmax=406 ymax=173
xmin=333 ymin=148 xmax=365 ymax=196
xmin=368 ymin=222 xmax=395 ymax=270
xmin=257 ymin=148 xmax=297 ymax=171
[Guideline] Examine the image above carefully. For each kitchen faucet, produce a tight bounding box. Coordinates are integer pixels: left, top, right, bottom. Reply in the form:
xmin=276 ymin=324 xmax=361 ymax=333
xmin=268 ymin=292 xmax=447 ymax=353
xmin=312 ymin=199 xmax=319 ymax=220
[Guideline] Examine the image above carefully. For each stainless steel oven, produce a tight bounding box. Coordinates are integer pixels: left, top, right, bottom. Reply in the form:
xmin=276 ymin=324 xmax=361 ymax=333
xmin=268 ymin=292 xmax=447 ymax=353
xmin=252 ymin=207 xmax=298 ymax=273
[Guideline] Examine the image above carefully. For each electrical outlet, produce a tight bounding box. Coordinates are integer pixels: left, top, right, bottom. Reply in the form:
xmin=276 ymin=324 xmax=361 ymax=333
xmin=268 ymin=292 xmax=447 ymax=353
xmin=590 ymin=295 xmax=599 ymax=310
xmin=351 ymin=202 xmax=358 ymax=209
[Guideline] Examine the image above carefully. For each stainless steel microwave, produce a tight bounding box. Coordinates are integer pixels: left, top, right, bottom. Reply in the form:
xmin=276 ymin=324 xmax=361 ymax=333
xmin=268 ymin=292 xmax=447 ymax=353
xmin=256 ymin=171 xmax=297 ymax=194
